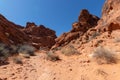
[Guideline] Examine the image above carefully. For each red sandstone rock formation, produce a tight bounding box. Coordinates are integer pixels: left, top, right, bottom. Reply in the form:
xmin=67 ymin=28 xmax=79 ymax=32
xmin=96 ymin=0 xmax=120 ymax=34
xmin=23 ymin=22 xmax=57 ymax=49
xmin=0 ymin=14 xmax=29 ymax=45
xmin=0 ymin=14 xmax=56 ymax=49
xmin=52 ymin=9 xmax=99 ymax=49
xmin=53 ymin=0 xmax=120 ymax=49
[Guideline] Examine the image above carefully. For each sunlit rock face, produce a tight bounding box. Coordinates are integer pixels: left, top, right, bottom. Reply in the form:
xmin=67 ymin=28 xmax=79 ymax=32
xmin=52 ymin=9 xmax=99 ymax=49
xmin=96 ymin=0 xmax=120 ymax=33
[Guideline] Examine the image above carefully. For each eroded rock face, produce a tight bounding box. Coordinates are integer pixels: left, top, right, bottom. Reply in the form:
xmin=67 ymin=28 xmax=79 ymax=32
xmin=52 ymin=9 xmax=99 ymax=49
xmin=0 ymin=14 xmax=56 ymax=49
xmin=78 ymin=0 xmax=120 ymax=48
xmin=23 ymin=22 xmax=57 ymax=49
xmin=0 ymin=14 xmax=29 ymax=45
xmin=97 ymin=0 xmax=120 ymax=33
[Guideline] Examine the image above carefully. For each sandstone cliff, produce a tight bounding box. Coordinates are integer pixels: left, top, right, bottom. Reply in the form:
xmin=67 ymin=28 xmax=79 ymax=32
xmin=52 ymin=9 xmax=99 ymax=49
xmin=0 ymin=14 xmax=56 ymax=49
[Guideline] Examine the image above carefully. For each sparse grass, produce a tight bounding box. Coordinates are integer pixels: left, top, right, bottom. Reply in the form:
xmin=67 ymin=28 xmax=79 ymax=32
xmin=61 ymin=45 xmax=80 ymax=56
xmin=46 ymin=51 xmax=60 ymax=62
xmin=89 ymin=46 xmax=117 ymax=64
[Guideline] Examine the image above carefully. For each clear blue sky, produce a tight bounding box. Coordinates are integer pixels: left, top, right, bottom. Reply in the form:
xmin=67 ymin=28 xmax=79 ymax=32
xmin=0 ymin=0 xmax=105 ymax=36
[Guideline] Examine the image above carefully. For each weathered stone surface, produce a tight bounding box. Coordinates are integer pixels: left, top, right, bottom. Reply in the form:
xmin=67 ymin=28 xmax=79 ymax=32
xmin=0 ymin=14 xmax=29 ymax=45
xmin=96 ymin=0 xmax=120 ymax=34
xmin=0 ymin=14 xmax=56 ymax=49
xmin=23 ymin=22 xmax=57 ymax=49
xmin=52 ymin=9 xmax=99 ymax=49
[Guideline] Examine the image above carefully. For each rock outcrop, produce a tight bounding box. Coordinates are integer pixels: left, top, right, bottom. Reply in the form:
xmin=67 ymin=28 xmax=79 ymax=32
xmin=80 ymin=0 xmax=120 ymax=44
xmin=52 ymin=9 xmax=99 ymax=49
xmin=96 ymin=0 xmax=120 ymax=34
xmin=0 ymin=14 xmax=56 ymax=49
xmin=23 ymin=22 xmax=57 ymax=49
xmin=53 ymin=0 xmax=120 ymax=49
xmin=0 ymin=14 xmax=29 ymax=45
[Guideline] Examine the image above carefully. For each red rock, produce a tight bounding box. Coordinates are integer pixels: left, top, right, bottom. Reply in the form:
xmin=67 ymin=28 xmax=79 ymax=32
xmin=52 ymin=9 xmax=99 ymax=49
xmin=0 ymin=14 xmax=56 ymax=49
xmin=0 ymin=14 xmax=29 ymax=45
xmin=23 ymin=23 xmax=57 ymax=49
xmin=96 ymin=0 xmax=120 ymax=34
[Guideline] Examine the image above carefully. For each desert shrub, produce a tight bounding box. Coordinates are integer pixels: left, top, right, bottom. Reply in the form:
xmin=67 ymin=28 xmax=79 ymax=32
xmin=13 ymin=57 xmax=23 ymax=64
xmin=0 ymin=43 xmax=10 ymax=58
xmin=0 ymin=43 xmax=19 ymax=56
xmin=9 ymin=45 xmax=19 ymax=55
xmin=46 ymin=51 xmax=60 ymax=62
xmin=89 ymin=46 xmax=117 ymax=64
xmin=18 ymin=44 xmax=35 ymax=56
xmin=0 ymin=43 xmax=10 ymax=65
xmin=61 ymin=45 xmax=80 ymax=56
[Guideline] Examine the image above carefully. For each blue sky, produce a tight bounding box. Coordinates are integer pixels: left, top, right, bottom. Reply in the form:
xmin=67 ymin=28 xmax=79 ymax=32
xmin=0 ymin=0 xmax=105 ymax=36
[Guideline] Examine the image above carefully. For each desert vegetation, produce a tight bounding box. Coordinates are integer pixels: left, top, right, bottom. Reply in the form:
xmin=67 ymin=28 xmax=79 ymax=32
xmin=61 ymin=45 xmax=80 ymax=56
xmin=0 ymin=43 xmax=36 ymax=65
xmin=89 ymin=46 xmax=117 ymax=64
xmin=46 ymin=51 xmax=60 ymax=62
xmin=18 ymin=44 xmax=36 ymax=56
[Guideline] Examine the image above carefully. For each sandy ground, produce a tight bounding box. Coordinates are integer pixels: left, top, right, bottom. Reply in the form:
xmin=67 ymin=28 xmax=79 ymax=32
xmin=0 ymin=51 xmax=120 ymax=80
xmin=0 ymin=31 xmax=120 ymax=80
